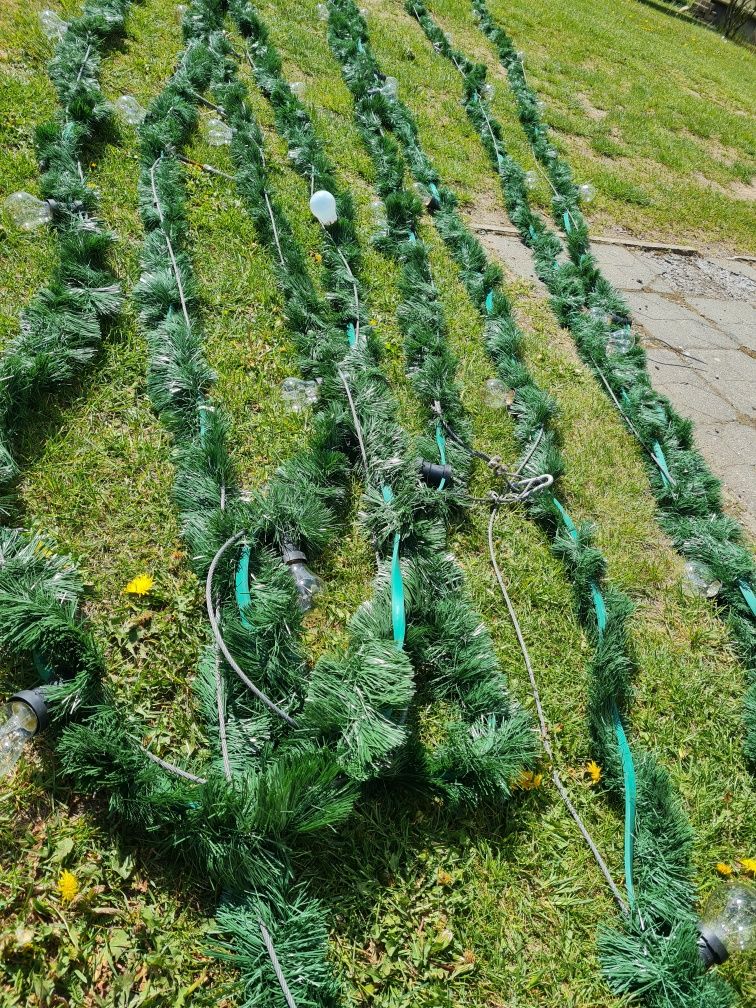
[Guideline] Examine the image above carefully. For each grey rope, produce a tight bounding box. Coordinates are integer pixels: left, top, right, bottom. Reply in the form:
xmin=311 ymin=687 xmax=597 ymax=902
xmin=213 ymin=605 xmax=232 ymax=780
xmin=337 ymin=367 xmax=370 ymax=475
xmin=486 ymin=507 xmax=629 ymax=916
xmin=264 ymin=190 xmax=285 ymax=266
xmin=141 ymin=746 xmax=207 ymax=785
xmin=206 ymin=531 xmax=297 ymax=727
xmin=259 ymin=920 xmax=298 ymax=1008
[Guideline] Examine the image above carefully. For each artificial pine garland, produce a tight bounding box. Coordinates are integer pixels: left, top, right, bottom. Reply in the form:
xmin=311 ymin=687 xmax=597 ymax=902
xmin=323 ymin=1 xmax=739 ymax=1005
xmin=416 ymin=0 xmax=756 ymax=766
xmin=0 ymin=1 xmax=131 ymax=512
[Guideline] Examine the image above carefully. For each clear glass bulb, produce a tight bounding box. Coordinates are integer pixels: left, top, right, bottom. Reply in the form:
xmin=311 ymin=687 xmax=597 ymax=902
xmin=205 ymin=117 xmax=233 ymax=146
xmin=280 ymin=376 xmax=319 ymax=412
xmin=381 ymin=76 xmax=398 ymax=98
xmin=482 ymin=82 xmax=495 ymax=100
xmin=412 ymin=181 xmax=433 ymax=207
xmin=605 ymin=327 xmax=634 ymax=356
xmin=114 ymin=95 xmax=147 ymax=126
xmin=290 ymin=81 xmax=306 ymax=98
xmin=39 ymin=9 xmax=69 ymax=41
xmin=316 ymin=3 xmax=329 ymax=19
xmin=310 ymin=189 xmax=338 ymax=225
xmin=0 ymin=701 xmax=38 ymax=779
xmin=523 ymin=170 xmax=538 ymax=190
xmin=579 ymin=182 xmax=596 ymax=203
xmin=699 ymin=882 xmax=756 ymax=966
xmin=288 ymin=560 xmax=323 ymax=612
xmin=3 ymin=191 xmax=54 ymax=231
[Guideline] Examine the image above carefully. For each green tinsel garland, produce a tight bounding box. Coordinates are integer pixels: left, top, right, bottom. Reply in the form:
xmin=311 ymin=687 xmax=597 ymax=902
xmin=428 ymin=0 xmax=755 ymax=765
xmin=324 ymin=1 xmax=739 ymax=1005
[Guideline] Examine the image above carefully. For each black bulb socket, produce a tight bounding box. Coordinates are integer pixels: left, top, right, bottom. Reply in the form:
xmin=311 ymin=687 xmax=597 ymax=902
xmin=419 ymin=460 xmax=453 ymax=489
xmin=697 ymin=926 xmax=728 ymax=968
xmin=281 ymin=542 xmax=306 ymax=565
xmin=9 ymin=688 xmax=49 ymax=735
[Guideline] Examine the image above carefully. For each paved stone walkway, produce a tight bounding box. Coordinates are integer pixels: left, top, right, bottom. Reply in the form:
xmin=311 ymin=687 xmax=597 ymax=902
xmin=473 ymin=219 xmax=756 ymax=537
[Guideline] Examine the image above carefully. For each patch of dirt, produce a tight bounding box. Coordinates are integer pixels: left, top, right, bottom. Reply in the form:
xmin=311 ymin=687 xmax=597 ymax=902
xmin=729 ymin=179 xmax=756 ymax=202
xmin=577 ymin=92 xmax=608 ymax=121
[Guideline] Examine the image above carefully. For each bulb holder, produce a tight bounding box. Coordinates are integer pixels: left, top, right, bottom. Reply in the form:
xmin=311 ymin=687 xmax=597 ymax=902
xmin=419 ymin=460 xmax=453 ymax=489
xmin=9 ymin=688 xmax=49 ymax=735
xmin=698 ymin=925 xmax=729 ymax=968
xmin=282 ymin=543 xmax=306 ymax=565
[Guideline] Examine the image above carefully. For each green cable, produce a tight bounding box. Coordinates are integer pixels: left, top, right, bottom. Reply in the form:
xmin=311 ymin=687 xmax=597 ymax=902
xmin=553 ymin=498 xmax=636 ymax=907
xmin=382 ymin=485 xmax=406 ymax=649
xmin=738 ymin=579 xmax=756 ymax=618
xmin=435 ymin=420 xmax=447 ymax=492
xmin=235 ymin=543 xmax=252 ymax=629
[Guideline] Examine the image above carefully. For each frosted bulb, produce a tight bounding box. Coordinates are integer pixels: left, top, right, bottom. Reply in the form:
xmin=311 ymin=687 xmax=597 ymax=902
xmin=205 ymin=117 xmax=233 ymax=146
xmin=682 ymin=561 xmax=722 ymax=599
xmin=699 ymin=882 xmax=756 ymax=966
xmin=309 ymin=189 xmax=337 ymax=225
xmin=579 ymin=182 xmax=596 ymax=203
xmin=39 ymin=9 xmax=69 ymax=41
xmin=3 ymin=191 xmax=54 ymax=231
xmin=523 ymin=170 xmax=538 ymax=190
xmin=290 ymin=81 xmax=306 ymax=97
xmin=0 ymin=699 xmax=39 ymax=780
xmin=545 ymin=147 xmax=557 ymax=159
xmin=114 ymin=95 xmax=146 ymax=126
xmin=316 ymin=3 xmax=328 ymax=19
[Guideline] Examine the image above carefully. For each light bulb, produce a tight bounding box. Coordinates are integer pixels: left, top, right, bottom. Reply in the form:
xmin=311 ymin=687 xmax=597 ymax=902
xmin=514 ymin=50 xmax=525 ymax=63
xmin=280 ymin=376 xmax=319 ymax=412
xmin=523 ymin=170 xmax=538 ymax=190
xmin=605 ymin=328 xmax=634 ymax=356
xmin=3 ymin=191 xmax=54 ymax=231
xmin=316 ymin=3 xmax=329 ymax=19
xmin=0 ymin=690 xmax=47 ymax=780
xmin=682 ymin=561 xmax=722 ymax=599
xmin=114 ymin=95 xmax=147 ymax=126
xmin=39 ymin=9 xmax=69 ymax=41
xmin=579 ymin=182 xmax=596 ymax=203
xmin=309 ymin=189 xmax=338 ymax=226
xmin=482 ymin=82 xmax=495 ymax=100
xmin=698 ymin=882 xmax=756 ymax=967
xmin=205 ymin=117 xmax=233 ymax=146
xmin=381 ymin=76 xmax=398 ymax=98
xmin=282 ymin=544 xmax=323 ymax=612
xmin=484 ymin=378 xmax=515 ymax=409
xmin=545 ymin=147 xmax=557 ymax=159
xmin=290 ymin=81 xmax=306 ymax=97
xmin=412 ymin=181 xmax=433 ymax=207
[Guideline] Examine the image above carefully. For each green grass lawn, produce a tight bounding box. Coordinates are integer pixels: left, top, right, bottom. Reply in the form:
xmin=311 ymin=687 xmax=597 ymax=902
xmin=0 ymin=0 xmax=754 ymax=1005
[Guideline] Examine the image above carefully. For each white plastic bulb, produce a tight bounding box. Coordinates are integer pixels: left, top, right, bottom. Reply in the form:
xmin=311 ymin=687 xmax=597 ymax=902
xmin=3 ymin=191 xmax=54 ymax=231
xmin=309 ymin=189 xmax=338 ymax=226
xmin=316 ymin=3 xmax=329 ymax=19
xmin=39 ymin=9 xmax=69 ymax=41
xmin=205 ymin=117 xmax=233 ymax=146
xmin=579 ymin=182 xmax=596 ymax=203
xmin=114 ymin=94 xmax=147 ymax=126
xmin=0 ymin=702 xmax=37 ymax=779
xmin=523 ymin=170 xmax=538 ymax=190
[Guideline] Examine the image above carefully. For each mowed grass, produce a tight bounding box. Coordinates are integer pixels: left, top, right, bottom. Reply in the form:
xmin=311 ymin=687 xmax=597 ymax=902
xmin=0 ymin=0 xmax=753 ymax=1006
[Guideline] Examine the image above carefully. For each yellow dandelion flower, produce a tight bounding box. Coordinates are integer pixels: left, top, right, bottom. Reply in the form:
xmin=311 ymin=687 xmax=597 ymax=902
xmin=312 ymin=251 xmax=322 ymax=263
xmin=436 ymin=869 xmax=453 ymax=886
xmin=739 ymin=857 xmax=756 ymax=877
xmin=715 ymin=862 xmax=733 ymax=878
xmin=58 ymin=870 xmax=79 ymax=902
xmin=514 ymin=770 xmax=542 ymax=791
xmin=124 ymin=574 xmax=154 ymax=596
xmin=369 ymin=318 xmax=378 ymax=326
xmin=586 ymin=760 xmax=602 ymax=785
